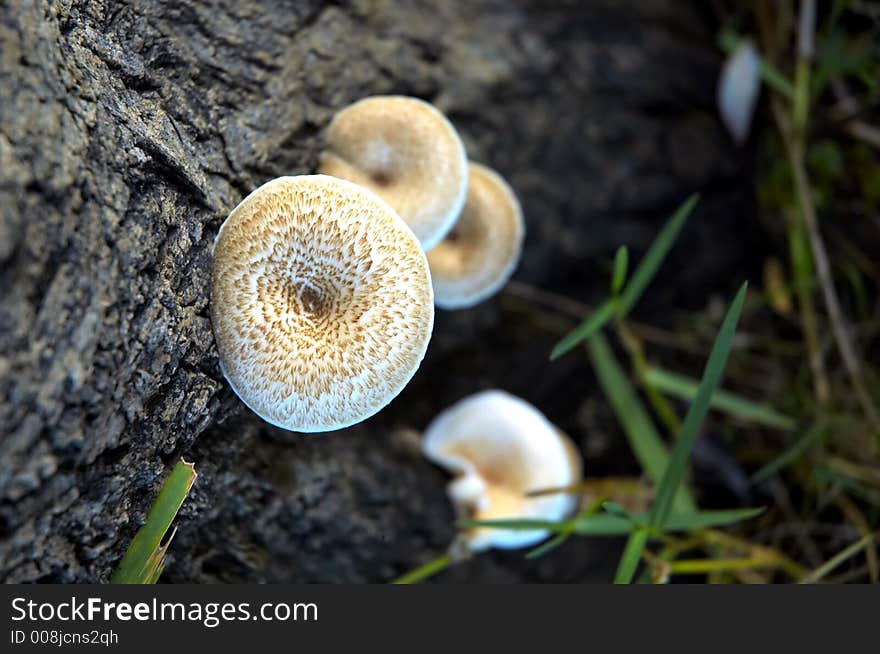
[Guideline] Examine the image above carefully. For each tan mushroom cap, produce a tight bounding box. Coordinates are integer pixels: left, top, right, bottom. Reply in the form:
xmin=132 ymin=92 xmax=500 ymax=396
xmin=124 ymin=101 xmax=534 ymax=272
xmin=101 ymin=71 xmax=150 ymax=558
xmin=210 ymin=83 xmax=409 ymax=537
xmin=319 ymin=95 xmax=468 ymax=250
xmin=427 ymin=163 xmax=524 ymax=309
xmin=422 ymin=390 xmax=582 ymax=551
xmin=211 ymin=175 xmax=434 ymax=433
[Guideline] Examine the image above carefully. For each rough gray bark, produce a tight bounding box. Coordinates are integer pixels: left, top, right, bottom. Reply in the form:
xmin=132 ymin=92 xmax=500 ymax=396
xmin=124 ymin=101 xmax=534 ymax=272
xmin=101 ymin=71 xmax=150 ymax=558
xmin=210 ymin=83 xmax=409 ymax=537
xmin=0 ymin=0 xmax=753 ymax=582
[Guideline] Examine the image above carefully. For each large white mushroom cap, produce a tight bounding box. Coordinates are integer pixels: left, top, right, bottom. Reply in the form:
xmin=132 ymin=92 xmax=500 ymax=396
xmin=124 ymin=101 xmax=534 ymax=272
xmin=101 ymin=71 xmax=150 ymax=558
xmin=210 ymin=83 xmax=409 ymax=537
xmin=422 ymin=390 xmax=582 ymax=551
xmin=427 ymin=163 xmax=525 ymax=309
xmin=319 ymin=95 xmax=468 ymax=250
xmin=211 ymin=175 xmax=434 ymax=433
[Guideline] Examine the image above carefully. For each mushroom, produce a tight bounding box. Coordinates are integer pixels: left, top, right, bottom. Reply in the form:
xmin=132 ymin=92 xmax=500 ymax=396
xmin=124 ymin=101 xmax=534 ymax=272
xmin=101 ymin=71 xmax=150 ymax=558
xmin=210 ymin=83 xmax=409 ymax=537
xmin=211 ymin=175 xmax=434 ymax=433
xmin=426 ymin=163 xmax=524 ymax=310
xmin=422 ymin=390 xmax=582 ymax=551
xmin=319 ymin=95 xmax=468 ymax=250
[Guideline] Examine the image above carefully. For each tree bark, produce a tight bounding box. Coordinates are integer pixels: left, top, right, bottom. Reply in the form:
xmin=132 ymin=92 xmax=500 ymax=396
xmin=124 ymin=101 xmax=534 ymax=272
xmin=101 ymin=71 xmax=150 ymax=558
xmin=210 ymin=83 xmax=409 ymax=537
xmin=0 ymin=0 xmax=750 ymax=582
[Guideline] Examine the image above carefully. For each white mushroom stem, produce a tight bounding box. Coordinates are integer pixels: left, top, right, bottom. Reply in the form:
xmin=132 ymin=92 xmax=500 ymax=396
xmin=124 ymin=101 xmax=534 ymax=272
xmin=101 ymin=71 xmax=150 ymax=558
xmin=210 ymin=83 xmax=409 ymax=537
xmin=423 ymin=390 xmax=582 ymax=551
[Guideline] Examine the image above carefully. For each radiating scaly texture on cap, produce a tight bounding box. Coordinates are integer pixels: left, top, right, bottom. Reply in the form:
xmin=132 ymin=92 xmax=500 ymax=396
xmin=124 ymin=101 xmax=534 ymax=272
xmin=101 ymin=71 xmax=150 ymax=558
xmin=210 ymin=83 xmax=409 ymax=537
xmin=427 ymin=163 xmax=524 ymax=309
xmin=319 ymin=96 xmax=468 ymax=250
xmin=422 ymin=390 xmax=581 ymax=551
xmin=211 ymin=175 xmax=434 ymax=433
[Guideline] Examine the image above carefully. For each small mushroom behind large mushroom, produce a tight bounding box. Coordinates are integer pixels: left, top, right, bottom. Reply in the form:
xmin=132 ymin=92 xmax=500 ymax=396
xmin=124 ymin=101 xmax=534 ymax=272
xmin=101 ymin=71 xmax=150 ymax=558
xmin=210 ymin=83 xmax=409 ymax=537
xmin=211 ymin=175 xmax=434 ymax=433
xmin=422 ymin=390 xmax=582 ymax=551
xmin=319 ymin=95 xmax=469 ymax=250
xmin=427 ymin=163 xmax=524 ymax=310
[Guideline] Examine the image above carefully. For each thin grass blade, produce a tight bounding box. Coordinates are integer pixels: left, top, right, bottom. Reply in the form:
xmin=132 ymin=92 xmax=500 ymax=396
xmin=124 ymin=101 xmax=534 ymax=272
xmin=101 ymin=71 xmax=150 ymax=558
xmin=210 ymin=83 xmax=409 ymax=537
xmin=662 ymin=507 xmax=764 ymax=530
xmin=750 ymin=420 xmax=827 ymax=484
xmin=457 ymin=517 xmax=575 ymax=533
xmin=798 ymin=533 xmax=877 ymax=584
xmin=612 ymin=246 xmax=629 ymax=296
xmin=461 ymin=508 xmax=763 ymax=536
xmin=525 ymin=497 xmax=604 ymax=559
xmin=614 ymin=528 xmax=649 ymax=583
xmin=614 ymin=283 xmax=747 ymax=584
xmin=617 ymin=194 xmax=699 ymax=317
xmin=550 ymin=300 xmax=616 ymax=360
xmin=525 ymin=525 xmax=575 ymax=559
xmin=650 ymin=283 xmax=748 ymax=529
xmin=391 ymin=553 xmax=453 ymax=585
xmin=111 ymin=459 xmax=197 ymax=584
xmin=644 ymin=366 xmax=796 ymax=431
xmin=586 ymin=332 xmax=695 ymax=513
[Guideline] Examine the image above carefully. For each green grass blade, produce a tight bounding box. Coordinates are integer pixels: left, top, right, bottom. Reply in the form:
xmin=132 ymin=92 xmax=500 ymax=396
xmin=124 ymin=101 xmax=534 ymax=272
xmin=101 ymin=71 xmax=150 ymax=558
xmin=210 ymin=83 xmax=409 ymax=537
xmin=461 ymin=508 xmax=763 ymax=536
xmin=111 ymin=459 xmax=197 ymax=584
xmin=550 ymin=195 xmax=697 ymax=359
xmin=613 ymin=283 xmax=747 ymax=584
xmin=586 ymin=332 xmax=695 ymax=513
xmin=525 ymin=497 xmax=604 ymax=559
xmin=602 ymin=501 xmax=633 ymax=520
xmin=575 ymin=513 xmax=640 ymax=535
xmin=643 ymin=366 xmax=796 ymax=431
xmin=391 ymin=553 xmax=453 ymax=585
xmin=550 ymin=300 xmax=616 ymax=360
xmin=750 ymin=421 xmax=827 ymax=484
xmin=617 ymin=194 xmax=699 ymax=317
xmin=650 ymin=283 xmax=748 ymax=530
xmin=525 ymin=525 xmax=575 ymax=559
xmin=662 ymin=507 xmax=764 ymax=530
xmin=611 ymin=246 xmax=629 ymax=295
xmin=458 ymin=517 xmax=574 ymax=532
xmin=614 ymin=528 xmax=649 ymax=583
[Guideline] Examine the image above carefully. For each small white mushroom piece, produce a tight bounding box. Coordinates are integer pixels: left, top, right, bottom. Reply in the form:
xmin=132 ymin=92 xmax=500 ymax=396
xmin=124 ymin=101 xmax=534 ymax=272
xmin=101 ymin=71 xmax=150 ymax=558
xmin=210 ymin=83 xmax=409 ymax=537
xmin=319 ymin=95 xmax=469 ymax=250
xmin=211 ymin=175 xmax=434 ymax=433
xmin=717 ymin=42 xmax=761 ymax=144
xmin=427 ymin=163 xmax=524 ymax=310
xmin=422 ymin=390 xmax=582 ymax=551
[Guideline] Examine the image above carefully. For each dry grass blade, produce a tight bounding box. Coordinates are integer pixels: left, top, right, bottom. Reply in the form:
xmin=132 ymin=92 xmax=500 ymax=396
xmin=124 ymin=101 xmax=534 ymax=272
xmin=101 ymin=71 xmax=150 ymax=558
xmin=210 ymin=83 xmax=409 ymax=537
xmin=798 ymin=532 xmax=877 ymax=584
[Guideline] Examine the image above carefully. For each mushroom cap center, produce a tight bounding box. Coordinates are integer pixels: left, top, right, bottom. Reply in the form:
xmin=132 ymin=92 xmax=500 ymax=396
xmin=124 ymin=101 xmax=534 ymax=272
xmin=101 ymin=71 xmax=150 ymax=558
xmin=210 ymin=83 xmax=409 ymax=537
xmin=297 ymin=281 xmax=329 ymax=316
xmin=252 ymin=243 xmax=356 ymax=340
xmin=257 ymin=275 xmax=337 ymax=321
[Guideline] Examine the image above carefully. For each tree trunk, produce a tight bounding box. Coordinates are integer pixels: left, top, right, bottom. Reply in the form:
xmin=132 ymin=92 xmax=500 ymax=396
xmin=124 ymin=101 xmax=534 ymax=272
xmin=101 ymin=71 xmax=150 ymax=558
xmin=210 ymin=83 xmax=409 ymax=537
xmin=0 ymin=0 xmax=751 ymax=582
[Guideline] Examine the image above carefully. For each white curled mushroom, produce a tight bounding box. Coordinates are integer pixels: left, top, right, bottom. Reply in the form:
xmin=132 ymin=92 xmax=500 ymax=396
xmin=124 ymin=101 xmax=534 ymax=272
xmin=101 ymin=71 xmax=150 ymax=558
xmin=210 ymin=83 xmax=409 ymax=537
xmin=319 ymin=95 xmax=468 ymax=250
xmin=211 ymin=175 xmax=434 ymax=433
xmin=422 ymin=390 xmax=582 ymax=551
xmin=427 ymin=163 xmax=524 ymax=310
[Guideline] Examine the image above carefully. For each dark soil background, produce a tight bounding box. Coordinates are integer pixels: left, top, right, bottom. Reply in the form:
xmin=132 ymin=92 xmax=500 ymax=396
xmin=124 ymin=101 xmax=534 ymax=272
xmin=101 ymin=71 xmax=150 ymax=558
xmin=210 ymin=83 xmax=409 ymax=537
xmin=1 ymin=0 xmax=765 ymax=582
